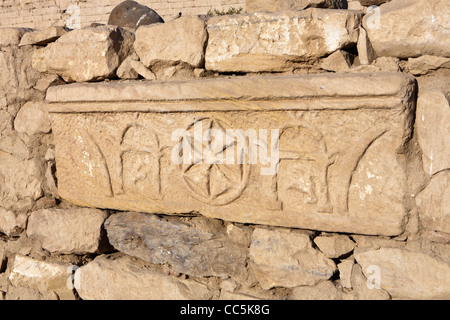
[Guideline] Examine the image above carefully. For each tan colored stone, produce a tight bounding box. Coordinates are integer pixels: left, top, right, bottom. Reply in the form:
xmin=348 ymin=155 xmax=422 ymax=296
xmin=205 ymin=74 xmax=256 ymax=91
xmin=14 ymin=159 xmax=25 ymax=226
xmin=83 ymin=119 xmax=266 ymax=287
xmin=249 ymin=228 xmax=336 ymax=289
xmin=9 ymin=255 xmax=75 ymax=300
xmin=27 ymin=208 xmax=108 ymax=254
xmin=416 ymin=171 xmax=450 ymax=234
xmin=362 ymin=0 xmax=450 ymax=59
xmin=0 ymin=27 xmax=32 ymax=47
xmin=14 ymin=101 xmax=51 ymax=136
xmin=357 ymin=27 xmax=376 ymax=65
xmin=205 ymin=9 xmax=361 ymax=72
xmin=350 ymin=263 xmax=390 ymax=300
xmin=46 ymin=72 xmax=415 ymax=236
xmin=105 ymin=212 xmax=247 ymax=278
xmin=19 ymin=26 xmax=68 ymax=47
xmin=116 ymin=53 xmax=139 ymax=79
xmin=129 ymin=59 xmax=156 ymax=80
xmin=314 ymin=235 xmax=355 ymax=258
xmin=337 ymin=258 xmax=354 ymax=288
xmin=372 ymin=57 xmax=400 ymax=72
xmin=354 ymin=247 xmax=450 ymax=299
xmin=34 ymin=75 xmax=65 ymax=92
xmin=135 ymin=16 xmax=207 ymax=68
xmin=32 ymin=26 xmax=135 ymax=82
xmin=246 ymin=0 xmax=346 ymax=12
xmin=0 ymin=209 xmax=27 ymax=236
xmin=407 ymin=55 xmax=450 ymax=76
xmin=416 ymin=91 xmax=450 ymax=176
xmin=320 ymin=50 xmax=354 ymax=72
xmin=75 ymin=254 xmax=212 ymax=300
xmin=290 ymin=281 xmax=347 ymax=300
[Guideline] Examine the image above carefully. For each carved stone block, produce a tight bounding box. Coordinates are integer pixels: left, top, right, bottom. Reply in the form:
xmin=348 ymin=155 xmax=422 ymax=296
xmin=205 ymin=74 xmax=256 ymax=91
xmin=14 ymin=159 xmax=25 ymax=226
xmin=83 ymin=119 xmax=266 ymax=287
xmin=46 ymin=73 xmax=416 ymax=236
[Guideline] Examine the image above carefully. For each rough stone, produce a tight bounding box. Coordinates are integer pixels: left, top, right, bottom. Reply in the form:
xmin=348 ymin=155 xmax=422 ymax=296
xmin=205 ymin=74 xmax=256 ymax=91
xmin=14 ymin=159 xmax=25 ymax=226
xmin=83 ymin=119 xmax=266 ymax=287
xmin=9 ymin=255 xmax=75 ymax=300
xmin=46 ymin=72 xmax=416 ymax=236
xmin=246 ymin=0 xmax=348 ymax=12
xmin=354 ymin=247 xmax=450 ymax=299
xmin=371 ymin=57 xmax=400 ymax=72
xmin=27 ymin=208 xmax=108 ymax=254
xmin=357 ymin=26 xmax=376 ymax=65
xmin=14 ymin=101 xmax=51 ymax=136
xmin=34 ymin=75 xmax=65 ymax=92
xmin=416 ymin=91 xmax=450 ymax=176
xmin=359 ymin=0 xmax=391 ymax=5
xmin=32 ymin=26 xmax=135 ymax=82
xmin=313 ymin=235 xmax=355 ymax=258
xmin=108 ymin=0 xmax=164 ymax=30
xmin=320 ymin=50 xmax=354 ymax=72
xmin=416 ymin=170 xmax=450 ymax=234
xmin=205 ymin=9 xmax=361 ymax=72
xmin=249 ymin=228 xmax=336 ymax=289
xmin=19 ymin=26 xmax=68 ymax=47
xmin=0 ymin=209 xmax=27 ymax=236
xmin=75 ymin=254 xmax=212 ymax=300
xmin=407 ymin=55 xmax=450 ymax=76
xmin=116 ymin=53 xmax=139 ymax=79
xmin=337 ymin=258 xmax=354 ymax=288
xmin=129 ymin=60 xmax=156 ymax=80
xmin=290 ymin=281 xmax=347 ymax=300
xmin=105 ymin=212 xmax=247 ymax=278
xmin=0 ymin=27 xmax=32 ymax=47
xmin=362 ymin=0 xmax=450 ymax=59
xmin=350 ymin=263 xmax=390 ymax=300
xmin=135 ymin=16 xmax=207 ymax=68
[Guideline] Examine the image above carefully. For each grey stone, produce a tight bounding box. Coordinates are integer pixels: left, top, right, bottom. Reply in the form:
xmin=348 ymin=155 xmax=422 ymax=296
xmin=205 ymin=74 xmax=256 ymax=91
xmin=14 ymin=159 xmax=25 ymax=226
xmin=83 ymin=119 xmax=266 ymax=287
xmin=108 ymin=0 xmax=164 ymax=30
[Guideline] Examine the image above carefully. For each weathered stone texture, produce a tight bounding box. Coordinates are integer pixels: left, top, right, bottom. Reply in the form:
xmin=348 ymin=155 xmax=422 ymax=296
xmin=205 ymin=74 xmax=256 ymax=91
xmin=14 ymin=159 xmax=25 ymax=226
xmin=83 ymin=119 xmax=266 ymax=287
xmin=47 ymin=72 xmax=415 ymax=236
xmin=75 ymin=254 xmax=212 ymax=300
xmin=27 ymin=208 xmax=108 ymax=254
xmin=205 ymin=9 xmax=361 ymax=72
xmin=105 ymin=212 xmax=247 ymax=278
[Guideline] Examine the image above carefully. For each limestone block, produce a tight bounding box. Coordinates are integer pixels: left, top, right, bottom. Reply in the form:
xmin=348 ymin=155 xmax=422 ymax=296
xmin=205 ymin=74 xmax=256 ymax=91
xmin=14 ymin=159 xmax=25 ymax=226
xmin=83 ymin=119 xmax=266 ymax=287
xmin=354 ymin=247 xmax=450 ymax=299
xmin=249 ymin=228 xmax=336 ymax=289
xmin=362 ymin=0 xmax=450 ymax=59
xmin=313 ymin=235 xmax=355 ymax=258
xmin=105 ymin=212 xmax=247 ymax=277
xmin=205 ymin=9 xmax=361 ymax=72
xmin=416 ymin=171 xmax=450 ymax=234
xmin=416 ymin=91 xmax=450 ymax=176
xmin=27 ymin=208 xmax=108 ymax=254
xmin=46 ymin=72 xmax=416 ymax=236
xmin=32 ymin=26 xmax=135 ymax=82
xmin=407 ymin=55 xmax=450 ymax=76
xmin=19 ymin=26 xmax=68 ymax=47
xmin=0 ymin=27 xmax=32 ymax=47
xmin=75 ymin=254 xmax=212 ymax=300
xmin=9 ymin=255 xmax=75 ymax=300
xmin=134 ymin=16 xmax=206 ymax=68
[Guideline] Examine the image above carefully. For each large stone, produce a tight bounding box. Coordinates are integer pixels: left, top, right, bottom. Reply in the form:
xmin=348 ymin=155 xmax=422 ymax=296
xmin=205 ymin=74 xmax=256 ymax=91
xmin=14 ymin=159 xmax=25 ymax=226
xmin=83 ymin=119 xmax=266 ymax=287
xmin=205 ymin=9 xmax=361 ymax=72
xmin=0 ymin=28 xmax=32 ymax=47
xmin=27 ymin=208 xmax=108 ymax=254
xmin=354 ymin=247 xmax=450 ymax=299
xmin=416 ymin=171 xmax=450 ymax=234
xmin=249 ymin=228 xmax=336 ymax=289
xmin=46 ymin=72 xmax=415 ymax=236
xmin=246 ymin=0 xmax=348 ymax=12
xmin=9 ymin=255 xmax=75 ymax=300
xmin=105 ymin=212 xmax=247 ymax=278
xmin=108 ymin=0 xmax=164 ymax=30
xmin=75 ymin=254 xmax=212 ymax=300
xmin=32 ymin=26 xmax=135 ymax=82
xmin=19 ymin=26 xmax=68 ymax=47
xmin=416 ymin=91 xmax=450 ymax=176
xmin=134 ymin=16 xmax=207 ymax=68
xmin=362 ymin=0 xmax=450 ymax=59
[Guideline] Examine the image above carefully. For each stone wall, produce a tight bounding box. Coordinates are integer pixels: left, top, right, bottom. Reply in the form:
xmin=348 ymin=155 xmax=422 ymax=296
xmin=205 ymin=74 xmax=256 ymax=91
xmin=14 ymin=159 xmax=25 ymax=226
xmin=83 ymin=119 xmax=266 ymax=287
xmin=1 ymin=0 xmax=450 ymax=301
xmin=0 ymin=0 xmax=247 ymax=29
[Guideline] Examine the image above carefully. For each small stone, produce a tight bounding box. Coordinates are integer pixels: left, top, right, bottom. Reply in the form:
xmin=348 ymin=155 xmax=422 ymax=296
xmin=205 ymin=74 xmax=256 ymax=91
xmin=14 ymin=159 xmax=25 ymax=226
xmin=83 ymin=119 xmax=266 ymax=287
xmin=14 ymin=101 xmax=51 ymax=136
xmin=249 ymin=228 xmax=336 ymax=289
xmin=290 ymin=281 xmax=346 ymax=300
xmin=27 ymin=208 xmax=108 ymax=254
xmin=116 ymin=54 xmax=139 ymax=79
xmin=9 ymin=255 xmax=76 ymax=300
xmin=129 ymin=60 xmax=156 ymax=80
xmin=0 ymin=209 xmax=27 ymax=236
xmin=337 ymin=258 xmax=354 ymax=289
xmin=320 ymin=50 xmax=354 ymax=72
xmin=19 ymin=26 xmax=68 ymax=47
xmin=0 ymin=28 xmax=33 ymax=47
xmin=34 ymin=75 xmax=65 ymax=92
xmin=372 ymin=56 xmax=400 ymax=72
xmin=407 ymin=55 xmax=450 ymax=76
xmin=357 ymin=27 xmax=377 ymax=65
xmin=350 ymin=263 xmax=390 ymax=300
xmin=314 ymin=235 xmax=355 ymax=258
